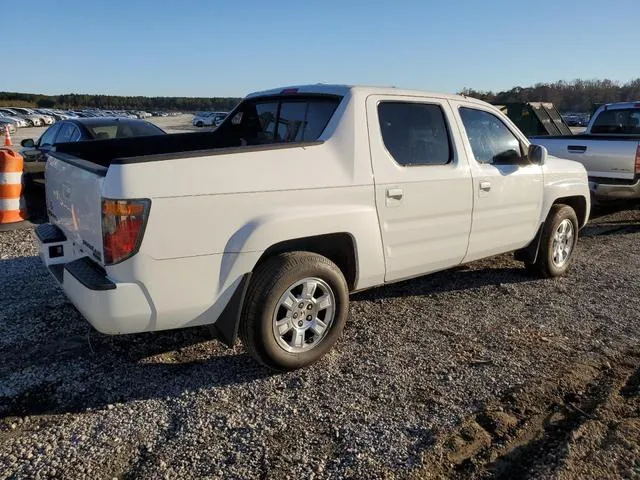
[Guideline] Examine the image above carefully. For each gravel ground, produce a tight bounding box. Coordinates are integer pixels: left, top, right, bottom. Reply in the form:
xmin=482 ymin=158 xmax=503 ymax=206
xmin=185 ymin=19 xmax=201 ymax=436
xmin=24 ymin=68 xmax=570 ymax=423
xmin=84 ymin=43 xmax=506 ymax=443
xmin=0 ymin=210 xmax=639 ymax=479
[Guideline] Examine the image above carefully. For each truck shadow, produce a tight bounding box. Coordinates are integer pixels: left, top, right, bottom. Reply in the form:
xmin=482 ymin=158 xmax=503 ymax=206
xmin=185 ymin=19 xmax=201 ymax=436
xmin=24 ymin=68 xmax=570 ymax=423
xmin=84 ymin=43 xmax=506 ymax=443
xmin=0 ymin=345 xmax=273 ymax=419
xmin=582 ymin=209 xmax=640 ymax=238
xmin=353 ymin=264 xmax=532 ymax=302
xmin=0 ymin=253 xmax=535 ymax=419
xmin=0 ymin=256 xmax=276 ymax=419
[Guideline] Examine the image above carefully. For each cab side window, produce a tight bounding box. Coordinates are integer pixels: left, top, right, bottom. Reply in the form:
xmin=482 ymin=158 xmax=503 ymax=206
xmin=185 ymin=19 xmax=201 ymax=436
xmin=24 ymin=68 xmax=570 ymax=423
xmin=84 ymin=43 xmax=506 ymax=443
xmin=459 ymin=107 xmax=523 ymax=165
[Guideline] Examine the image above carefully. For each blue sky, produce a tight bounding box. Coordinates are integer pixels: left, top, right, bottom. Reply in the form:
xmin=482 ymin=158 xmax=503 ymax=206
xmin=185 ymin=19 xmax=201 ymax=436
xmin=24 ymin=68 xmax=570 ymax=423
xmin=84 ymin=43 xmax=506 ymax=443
xmin=4 ymin=0 xmax=640 ymax=97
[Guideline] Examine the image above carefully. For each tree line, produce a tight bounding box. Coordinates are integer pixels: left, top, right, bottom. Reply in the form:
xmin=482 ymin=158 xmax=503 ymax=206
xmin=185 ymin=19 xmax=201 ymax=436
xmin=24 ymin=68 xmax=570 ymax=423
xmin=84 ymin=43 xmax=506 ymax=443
xmin=460 ymin=79 xmax=640 ymax=113
xmin=3 ymin=79 xmax=640 ymax=113
xmin=0 ymin=92 xmax=242 ymax=112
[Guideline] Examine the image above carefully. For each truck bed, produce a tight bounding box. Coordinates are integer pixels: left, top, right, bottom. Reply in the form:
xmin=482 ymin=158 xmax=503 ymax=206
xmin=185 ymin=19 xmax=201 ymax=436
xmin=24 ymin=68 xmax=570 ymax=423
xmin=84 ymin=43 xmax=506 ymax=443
xmin=53 ymin=129 xmax=323 ymax=172
xmin=53 ymin=130 xmax=233 ymax=168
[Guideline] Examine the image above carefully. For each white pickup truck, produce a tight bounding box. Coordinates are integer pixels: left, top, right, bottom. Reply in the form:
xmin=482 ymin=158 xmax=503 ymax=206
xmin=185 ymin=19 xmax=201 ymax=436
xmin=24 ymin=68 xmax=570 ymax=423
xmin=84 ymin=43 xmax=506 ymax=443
xmin=532 ymin=102 xmax=640 ymax=204
xmin=36 ymin=85 xmax=590 ymax=370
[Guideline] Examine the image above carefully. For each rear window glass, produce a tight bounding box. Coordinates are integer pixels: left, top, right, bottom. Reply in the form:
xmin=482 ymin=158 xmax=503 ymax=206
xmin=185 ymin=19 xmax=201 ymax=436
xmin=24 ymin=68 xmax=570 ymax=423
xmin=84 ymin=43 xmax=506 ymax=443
xmin=220 ymin=95 xmax=342 ymax=146
xmin=88 ymin=122 xmax=164 ymax=139
xmin=591 ymin=108 xmax=640 ymax=134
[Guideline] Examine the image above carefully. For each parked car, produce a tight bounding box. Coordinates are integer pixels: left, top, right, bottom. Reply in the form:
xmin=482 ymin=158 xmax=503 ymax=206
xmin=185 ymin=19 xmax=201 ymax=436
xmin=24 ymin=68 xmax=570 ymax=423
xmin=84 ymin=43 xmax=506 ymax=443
xmin=532 ymin=102 xmax=640 ymax=204
xmin=563 ymin=114 xmax=582 ymax=127
xmin=193 ymin=111 xmax=228 ymax=127
xmin=34 ymin=109 xmax=69 ymax=121
xmin=19 ymin=118 xmax=166 ymax=186
xmin=0 ymin=108 xmax=41 ymax=126
xmin=0 ymin=112 xmax=26 ymax=128
xmin=35 ymin=84 xmax=590 ymax=371
xmin=0 ymin=117 xmax=17 ymax=134
xmin=11 ymin=107 xmax=55 ymax=125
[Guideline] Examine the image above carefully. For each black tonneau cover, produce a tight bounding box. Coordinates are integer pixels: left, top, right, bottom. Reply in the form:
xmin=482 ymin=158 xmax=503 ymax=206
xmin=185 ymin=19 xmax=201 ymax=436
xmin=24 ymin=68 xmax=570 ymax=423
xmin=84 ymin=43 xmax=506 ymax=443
xmin=52 ymin=93 xmax=343 ymax=167
xmin=54 ymin=131 xmax=229 ymax=167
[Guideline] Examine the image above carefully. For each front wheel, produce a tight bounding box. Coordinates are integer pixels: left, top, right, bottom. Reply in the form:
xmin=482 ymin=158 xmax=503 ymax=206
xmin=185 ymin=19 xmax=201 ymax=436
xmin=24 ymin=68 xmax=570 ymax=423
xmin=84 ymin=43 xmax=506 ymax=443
xmin=526 ymin=204 xmax=579 ymax=278
xmin=240 ymin=252 xmax=349 ymax=371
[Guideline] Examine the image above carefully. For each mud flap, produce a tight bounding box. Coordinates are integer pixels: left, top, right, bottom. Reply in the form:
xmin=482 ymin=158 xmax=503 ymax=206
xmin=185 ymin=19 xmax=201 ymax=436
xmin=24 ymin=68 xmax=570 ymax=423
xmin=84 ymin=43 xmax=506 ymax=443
xmin=514 ymin=223 xmax=543 ymax=264
xmin=212 ymin=273 xmax=252 ymax=347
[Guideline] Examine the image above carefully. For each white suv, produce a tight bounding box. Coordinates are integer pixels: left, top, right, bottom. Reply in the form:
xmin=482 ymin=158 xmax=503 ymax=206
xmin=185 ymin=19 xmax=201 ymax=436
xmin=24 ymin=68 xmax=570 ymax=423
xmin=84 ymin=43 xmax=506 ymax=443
xmin=193 ymin=111 xmax=228 ymax=127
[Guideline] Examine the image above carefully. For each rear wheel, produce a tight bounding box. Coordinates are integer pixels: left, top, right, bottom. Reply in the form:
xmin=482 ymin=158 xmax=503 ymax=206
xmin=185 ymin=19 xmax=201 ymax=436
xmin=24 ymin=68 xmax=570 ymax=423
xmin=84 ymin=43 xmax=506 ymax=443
xmin=526 ymin=204 xmax=579 ymax=278
xmin=240 ymin=252 xmax=349 ymax=371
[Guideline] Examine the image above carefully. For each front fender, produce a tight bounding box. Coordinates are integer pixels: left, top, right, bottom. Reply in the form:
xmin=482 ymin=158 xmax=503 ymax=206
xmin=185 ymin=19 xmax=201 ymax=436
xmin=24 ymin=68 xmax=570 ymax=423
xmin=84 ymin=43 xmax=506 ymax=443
xmin=542 ymin=159 xmax=591 ymax=227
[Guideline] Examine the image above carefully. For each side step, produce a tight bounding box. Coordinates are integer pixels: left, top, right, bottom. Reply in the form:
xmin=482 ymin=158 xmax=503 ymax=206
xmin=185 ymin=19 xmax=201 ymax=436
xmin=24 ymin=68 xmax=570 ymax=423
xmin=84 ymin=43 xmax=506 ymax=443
xmin=35 ymin=224 xmax=67 ymax=244
xmin=64 ymin=257 xmax=115 ymax=291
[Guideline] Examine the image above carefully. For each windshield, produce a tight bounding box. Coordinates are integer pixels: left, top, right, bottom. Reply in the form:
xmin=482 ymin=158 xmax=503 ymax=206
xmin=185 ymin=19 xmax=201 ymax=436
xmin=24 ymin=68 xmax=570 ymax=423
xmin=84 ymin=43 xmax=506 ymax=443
xmin=591 ymin=108 xmax=640 ymax=134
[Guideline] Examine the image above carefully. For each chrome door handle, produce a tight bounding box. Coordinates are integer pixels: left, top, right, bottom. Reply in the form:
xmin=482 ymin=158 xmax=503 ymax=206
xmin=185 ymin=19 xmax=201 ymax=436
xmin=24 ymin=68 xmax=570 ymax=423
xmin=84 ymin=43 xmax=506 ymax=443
xmin=386 ymin=188 xmax=404 ymax=199
xmin=479 ymin=181 xmax=491 ymax=192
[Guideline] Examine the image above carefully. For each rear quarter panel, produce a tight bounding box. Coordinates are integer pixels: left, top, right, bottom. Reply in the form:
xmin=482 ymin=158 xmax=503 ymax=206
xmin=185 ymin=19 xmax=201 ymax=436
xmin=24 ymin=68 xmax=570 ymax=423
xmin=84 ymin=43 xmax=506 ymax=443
xmin=105 ymin=90 xmax=384 ymax=292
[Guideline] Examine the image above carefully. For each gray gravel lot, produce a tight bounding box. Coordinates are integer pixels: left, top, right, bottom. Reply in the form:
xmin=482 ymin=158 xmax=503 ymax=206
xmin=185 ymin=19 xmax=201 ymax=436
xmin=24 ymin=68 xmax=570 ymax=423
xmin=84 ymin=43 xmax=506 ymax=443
xmin=0 ymin=210 xmax=639 ymax=479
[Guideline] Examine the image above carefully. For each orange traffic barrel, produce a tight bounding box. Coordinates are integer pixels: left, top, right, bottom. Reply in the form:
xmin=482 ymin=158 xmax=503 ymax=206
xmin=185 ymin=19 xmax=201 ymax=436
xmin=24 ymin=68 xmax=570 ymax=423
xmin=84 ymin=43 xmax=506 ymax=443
xmin=0 ymin=148 xmax=28 ymax=223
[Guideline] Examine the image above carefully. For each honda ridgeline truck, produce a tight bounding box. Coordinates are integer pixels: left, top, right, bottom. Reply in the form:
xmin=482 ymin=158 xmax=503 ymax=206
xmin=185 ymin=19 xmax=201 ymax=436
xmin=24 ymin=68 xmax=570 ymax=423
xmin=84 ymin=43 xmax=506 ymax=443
xmin=35 ymin=85 xmax=590 ymax=370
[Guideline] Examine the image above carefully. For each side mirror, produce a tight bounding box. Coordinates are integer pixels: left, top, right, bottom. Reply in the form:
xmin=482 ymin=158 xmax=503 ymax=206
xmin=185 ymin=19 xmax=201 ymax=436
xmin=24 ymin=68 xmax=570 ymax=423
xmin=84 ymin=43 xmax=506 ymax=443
xmin=21 ymin=138 xmax=35 ymax=148
xmin=528 ymin=144 xmax=547 ymax=166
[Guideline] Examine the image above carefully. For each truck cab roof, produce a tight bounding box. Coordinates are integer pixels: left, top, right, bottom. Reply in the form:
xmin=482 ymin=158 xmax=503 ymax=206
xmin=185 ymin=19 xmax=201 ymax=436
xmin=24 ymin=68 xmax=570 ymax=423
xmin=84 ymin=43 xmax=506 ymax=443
xmin=246 ymin=84 xmax=492 ymax=107
xmin=600 ymin=101 xmax=640 ymax=110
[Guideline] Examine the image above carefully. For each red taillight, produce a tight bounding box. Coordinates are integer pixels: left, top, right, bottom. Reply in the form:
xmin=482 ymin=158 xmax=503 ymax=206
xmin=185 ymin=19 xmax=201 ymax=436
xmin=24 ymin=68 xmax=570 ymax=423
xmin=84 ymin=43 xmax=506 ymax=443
xmin=280 ymin=88 xmax=298 ymax=95
xmin=636 ymin=145 xmax=640 ymax=175
xmin=102 ymin=198 xmax=150 ymax=265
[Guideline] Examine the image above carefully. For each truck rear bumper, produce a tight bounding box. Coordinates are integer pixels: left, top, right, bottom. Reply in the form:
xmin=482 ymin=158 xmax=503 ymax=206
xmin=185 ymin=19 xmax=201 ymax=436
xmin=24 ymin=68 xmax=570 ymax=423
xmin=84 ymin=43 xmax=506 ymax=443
xmin=590 ymin=178 xmax=640 ymax=200
xmin=36 ymin=223 xmax=155 ymax=334
xmin=61 ymin=265 xmax=153 ymax=334
xmin=35 ymin=223 xmax=252 ymax=343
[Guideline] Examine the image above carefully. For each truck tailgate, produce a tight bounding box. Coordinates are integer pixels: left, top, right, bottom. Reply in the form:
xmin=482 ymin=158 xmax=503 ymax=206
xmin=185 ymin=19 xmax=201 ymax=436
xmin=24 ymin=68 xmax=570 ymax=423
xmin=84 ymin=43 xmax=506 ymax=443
xmin=45 ymin=153 xmax=105 ymax=264
xmin=532 ymin=136 xmax=639 ymax=180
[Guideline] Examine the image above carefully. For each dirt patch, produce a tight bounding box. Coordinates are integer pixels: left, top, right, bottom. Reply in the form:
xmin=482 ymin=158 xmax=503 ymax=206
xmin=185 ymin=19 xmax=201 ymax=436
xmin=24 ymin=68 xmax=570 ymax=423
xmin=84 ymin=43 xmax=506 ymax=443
xmin=413 ymin=349 xmax=640 ymax=479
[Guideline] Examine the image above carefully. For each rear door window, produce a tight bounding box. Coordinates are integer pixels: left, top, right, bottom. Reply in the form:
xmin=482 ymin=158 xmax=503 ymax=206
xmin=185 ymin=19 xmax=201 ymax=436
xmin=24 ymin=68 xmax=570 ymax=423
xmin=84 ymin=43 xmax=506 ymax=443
xmin=377 ymin=102 xmax=452 ymax=166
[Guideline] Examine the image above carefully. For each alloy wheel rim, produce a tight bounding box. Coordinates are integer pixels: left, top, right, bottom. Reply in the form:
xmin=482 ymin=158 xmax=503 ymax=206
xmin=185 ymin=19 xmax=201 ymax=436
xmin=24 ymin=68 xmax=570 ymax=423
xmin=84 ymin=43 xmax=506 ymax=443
xmin=551 ymin=219 xmax=574 ymax=267
xmin=272 ymin=277 xmax=336 ymax=353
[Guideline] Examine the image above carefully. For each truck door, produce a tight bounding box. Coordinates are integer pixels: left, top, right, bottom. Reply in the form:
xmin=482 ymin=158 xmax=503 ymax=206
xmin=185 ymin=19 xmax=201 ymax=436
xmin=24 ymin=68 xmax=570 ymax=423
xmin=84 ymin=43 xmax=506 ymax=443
xmin=366 ymin=95 xmax=473 ymax=282
xmin=450 ymin=102 xmax=543 ymax=262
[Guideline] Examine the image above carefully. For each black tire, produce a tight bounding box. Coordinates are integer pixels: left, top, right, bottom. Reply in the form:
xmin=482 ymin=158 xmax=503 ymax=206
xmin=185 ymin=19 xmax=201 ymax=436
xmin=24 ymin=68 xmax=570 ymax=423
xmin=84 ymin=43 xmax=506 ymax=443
xmin=240 ymin=252 xmax=349 ymax=371
xmin=527 ymin=204 xmax=579 ymax=278
xmin=196 ymin=121 xmax=203 ymax=127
